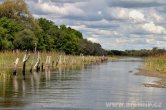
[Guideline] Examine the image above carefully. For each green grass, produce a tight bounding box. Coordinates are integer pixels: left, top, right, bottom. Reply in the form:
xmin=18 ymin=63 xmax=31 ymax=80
xmin=145 ymin=54 xmax=166 ymax=74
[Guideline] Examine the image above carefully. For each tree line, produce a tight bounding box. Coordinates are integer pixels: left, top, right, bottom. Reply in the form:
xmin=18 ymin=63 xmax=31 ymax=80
xmin=0 ymin=0 xmax=107 ymax=56
xmin=107 ymin=47 xmax=166 ymax=57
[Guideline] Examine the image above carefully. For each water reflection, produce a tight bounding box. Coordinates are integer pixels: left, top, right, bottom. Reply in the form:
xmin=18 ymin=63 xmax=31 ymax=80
xmin=0 ymin=59 xmax=166 ymax=110
xmin=30 ymin=74 xmax=34 ymax=94
xmin=22 ymin=79 xmax=26 ymax=97
xmin=33 ymin=71 xmax=40 ymax=92
xmin=45 ymin=69 xmax=51 ymax=81
xmin=13 ymin=76 xmax=18 ymax=96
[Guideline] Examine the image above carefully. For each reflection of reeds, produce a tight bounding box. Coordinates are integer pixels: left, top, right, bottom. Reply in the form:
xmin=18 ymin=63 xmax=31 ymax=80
xmin=145 ymin=54 xmax=166 ymax=74
xmin=0 ymin=51 xmax=108 ymax=79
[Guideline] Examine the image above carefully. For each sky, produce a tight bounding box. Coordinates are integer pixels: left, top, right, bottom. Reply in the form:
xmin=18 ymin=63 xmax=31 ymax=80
xmin=1 ymin=0 xmax=166 ymax=50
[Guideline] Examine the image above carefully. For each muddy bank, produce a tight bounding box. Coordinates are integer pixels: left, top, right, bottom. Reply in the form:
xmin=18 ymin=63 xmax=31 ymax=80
xmin=135 ymin=68 xmax=166 ymax=88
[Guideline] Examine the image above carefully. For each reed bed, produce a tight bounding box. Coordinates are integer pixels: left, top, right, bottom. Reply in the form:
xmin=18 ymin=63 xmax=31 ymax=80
xmin=0 ymin=51 xmax=108 ymax=79
xmin=145 ymin=54 xmax=166 ymax=74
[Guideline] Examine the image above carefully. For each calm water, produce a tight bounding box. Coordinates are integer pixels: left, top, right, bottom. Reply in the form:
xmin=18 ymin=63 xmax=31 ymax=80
xmin=0 ymin=58 xmax=166 ymax=110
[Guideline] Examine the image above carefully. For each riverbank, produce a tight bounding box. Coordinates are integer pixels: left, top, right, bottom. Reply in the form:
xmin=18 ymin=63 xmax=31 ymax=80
xmin=135 ymin=55 xmax=166 ymax=88
xmin=135 ymin=68 xmax=166 ymax=88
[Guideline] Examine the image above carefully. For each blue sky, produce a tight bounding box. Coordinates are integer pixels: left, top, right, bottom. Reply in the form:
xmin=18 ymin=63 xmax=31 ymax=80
xmin=2 ymin=0 xmax=166 ymax=50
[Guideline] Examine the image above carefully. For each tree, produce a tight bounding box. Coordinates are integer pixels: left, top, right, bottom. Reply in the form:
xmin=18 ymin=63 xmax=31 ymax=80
xmin=0 ymin=17 xmax=23 ymax=40
xmin=0 ymin=0 xmax=31 ymax=21
xmin=14 ymin=29 xmax=37 ymax=50
xmin=0 ymin=17 xmax=23 ymax=50
xmin=54 ymin=32 xmax=79 ymax=54
xmin=38 ymin=18 xmax=55 ymax=32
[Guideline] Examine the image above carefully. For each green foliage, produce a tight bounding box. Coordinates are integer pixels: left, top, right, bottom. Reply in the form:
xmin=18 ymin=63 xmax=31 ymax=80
xmin=0 ymin=17 xmax=23 ymax=49
xmin=0 ymin=17 xmax=23 ymax=35
xmin=55 ymin=32 xmax=79 ymax=54
xmin=38 ymin=18 xmax=56 ymax=32
xmin=79 ymin=39 xmax=106 ymax=56
xmin=14 ymin=29 xmax=37 ymax=50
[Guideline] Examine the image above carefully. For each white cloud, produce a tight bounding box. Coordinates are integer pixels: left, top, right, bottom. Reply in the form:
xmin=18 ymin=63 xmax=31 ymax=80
xmin=150 ymin=12 xmax=163 ymax=23
xmin=156 ymin=41 xmax=166 ymax=48
xmin=107 ymin=8 xmax=146 ymax=23
xmin=116 ymin=39 xmax=128 ymax=44
xmin=87 ymin=37 xmax=99 ymax=43
xmin=71 ymin=24 xmax=120 ymax=37
xmin=146 ymin=38 xmax=156 ymax=44
xmin=107 ymin=8 xmax=129 ymax=19
xmin=30 ymin=2 xmax=85 ymax=17
xmin=98 ymin=11 xmax=102 ymax=15
xmin=76 ymin=19 xmax=112 ymax=27
xmin=142 ymin=22 xmax=166 ymax=34
xmin=129 ymin=10 xmax=145 ymax=23
xmin=143 ymin=9 xmax=165 ymax=23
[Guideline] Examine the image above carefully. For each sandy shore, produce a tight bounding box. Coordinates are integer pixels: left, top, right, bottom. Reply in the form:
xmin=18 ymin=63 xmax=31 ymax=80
xmin=135 ymin=68 xmax=166 ymax=88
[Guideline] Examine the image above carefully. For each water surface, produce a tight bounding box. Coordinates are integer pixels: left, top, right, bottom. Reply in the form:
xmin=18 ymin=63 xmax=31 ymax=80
xmin=0 ymin=58 xmax=165 ymax=110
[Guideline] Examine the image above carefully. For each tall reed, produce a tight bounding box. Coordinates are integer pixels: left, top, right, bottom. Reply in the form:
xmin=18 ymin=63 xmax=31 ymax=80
xmin=145 ymin=54 xmax=166 ymax=74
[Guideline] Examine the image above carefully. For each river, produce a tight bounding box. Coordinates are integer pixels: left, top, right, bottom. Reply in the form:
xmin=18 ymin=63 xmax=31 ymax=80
xmin=0 ymin=58 xmax=166 ymax=110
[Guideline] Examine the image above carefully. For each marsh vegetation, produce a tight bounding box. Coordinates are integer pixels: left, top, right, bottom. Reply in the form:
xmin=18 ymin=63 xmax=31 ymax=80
xmin=0 ymin=51 xmax=108 ymax=79
xmin=145 ymin=54 xmax=166 ymax=74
